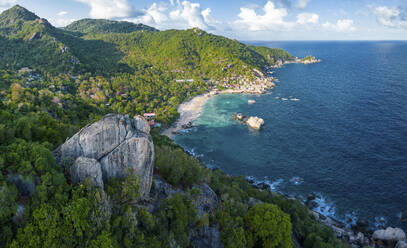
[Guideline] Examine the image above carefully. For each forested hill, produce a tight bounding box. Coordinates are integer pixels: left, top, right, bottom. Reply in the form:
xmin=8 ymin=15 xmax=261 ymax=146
xmin=0 ymin=5 xmax=293 ymax=76
xmin=0 ymin=5 xmax=352 ymax=248
xmin=65 ymin=19 xmax=158 ymax=34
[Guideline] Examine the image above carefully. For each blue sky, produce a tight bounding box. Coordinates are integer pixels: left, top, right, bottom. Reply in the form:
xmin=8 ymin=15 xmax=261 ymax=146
xmin=1 ymin=0 xmax=407 ymax=40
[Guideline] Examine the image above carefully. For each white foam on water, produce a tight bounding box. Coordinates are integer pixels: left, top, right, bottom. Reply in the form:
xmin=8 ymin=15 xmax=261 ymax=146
xmin=289 ymin=176 xmax=304 ymax=185
xmin=184 ymin=147 xmax=203 ymax=159
xmin=343 ymin=212 xmax=358 ymax=227
xmin=291 ymin=98 xmax=300 ymax=101
xmin=374 ymin=216 xmax=388 ymax=229
xmin=268 ymin=179 xmax=284 ymax=191
xmin=245 ymin=176 xmax=284 ymax=192
xmin=312 ymin=194 xmax=336 ymax=218
xmin=282 ymin=98 xmax=288 ymax=101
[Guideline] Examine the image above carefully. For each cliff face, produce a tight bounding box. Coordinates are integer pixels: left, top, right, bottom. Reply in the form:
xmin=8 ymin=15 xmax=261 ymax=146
xmin=54 ymin=114 xmax=154 ymax=197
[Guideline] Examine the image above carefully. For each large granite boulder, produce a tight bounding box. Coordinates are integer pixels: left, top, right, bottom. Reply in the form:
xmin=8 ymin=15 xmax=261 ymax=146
xmin=373 ymin=227 xmax=406 ymax=248
xmin=71 ymin=157 xmax=104 ymax=188
xmin=54 ymin=114 xmax=154 ymax=197
xmin=246 ymin=116 xmax=264 ymax=129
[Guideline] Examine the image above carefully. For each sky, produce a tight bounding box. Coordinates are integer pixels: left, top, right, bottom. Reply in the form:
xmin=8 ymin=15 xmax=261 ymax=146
xmin=1 ymin=0 xmax=407 ymax=40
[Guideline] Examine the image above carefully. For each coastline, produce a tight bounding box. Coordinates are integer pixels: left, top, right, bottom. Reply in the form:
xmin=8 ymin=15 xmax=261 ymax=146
xmin=159 ymin=58 xmax=390 ymax=247
xmin=161 ymin=88 xmax=253 ymax=139
xmin=161 ymin=56 xmax=320 ymax=139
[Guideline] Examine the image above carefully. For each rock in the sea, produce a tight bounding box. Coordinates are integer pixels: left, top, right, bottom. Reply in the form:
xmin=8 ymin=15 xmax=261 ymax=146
xmin=373 ymin=227 xmax=406 ymax=248
xmin=54 ymin=114 xmax=154 ymax=198
xmin=246 ymin=116 xmax=264 ymax=129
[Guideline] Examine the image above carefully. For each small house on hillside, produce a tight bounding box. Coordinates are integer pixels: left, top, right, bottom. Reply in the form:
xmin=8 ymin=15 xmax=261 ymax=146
xmin=143 ymin=113 xmax=156 ymax=126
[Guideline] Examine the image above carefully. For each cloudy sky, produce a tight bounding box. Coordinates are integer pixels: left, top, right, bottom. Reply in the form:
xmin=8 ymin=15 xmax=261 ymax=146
xmin=1 ymin=0 xmax=407 ymax=40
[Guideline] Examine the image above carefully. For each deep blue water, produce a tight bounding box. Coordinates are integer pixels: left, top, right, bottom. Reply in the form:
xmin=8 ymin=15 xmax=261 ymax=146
xmin=175 ymin=41 xmax=407 ymax=228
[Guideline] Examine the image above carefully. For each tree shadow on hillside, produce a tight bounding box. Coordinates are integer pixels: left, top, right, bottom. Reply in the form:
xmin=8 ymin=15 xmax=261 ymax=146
xmin=53 ymin=30 xmax=133 ymax=75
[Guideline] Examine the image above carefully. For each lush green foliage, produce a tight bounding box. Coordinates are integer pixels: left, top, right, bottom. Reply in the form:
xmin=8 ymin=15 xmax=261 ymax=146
xmin=155 ymin=145 xmax=206 ymax=187
xmin=0 ymin=5 xmax=348 ymax=248
xmin=244 ymin=204 xmax=292 ymax=248
xmin=65 ymin=19 xmax=158 ymax=34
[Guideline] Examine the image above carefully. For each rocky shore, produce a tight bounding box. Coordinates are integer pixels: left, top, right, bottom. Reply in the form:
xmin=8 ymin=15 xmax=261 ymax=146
xmin=246 ymin=178 xmax=407 ymax=248
xmin=161 ymin=58 xmax=406 ymax=247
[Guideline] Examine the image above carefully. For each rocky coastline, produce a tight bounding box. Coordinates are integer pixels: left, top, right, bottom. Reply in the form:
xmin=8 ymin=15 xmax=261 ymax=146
xmin=163 ymin=58 xmax=407 ymax=248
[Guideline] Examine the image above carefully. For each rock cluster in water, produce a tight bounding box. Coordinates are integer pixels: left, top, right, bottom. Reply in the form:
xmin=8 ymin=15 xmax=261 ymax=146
xmin=233 ymin=113 xmax=264 ymax=129
xmin=54 ymin=114 xmax=155 ymax=197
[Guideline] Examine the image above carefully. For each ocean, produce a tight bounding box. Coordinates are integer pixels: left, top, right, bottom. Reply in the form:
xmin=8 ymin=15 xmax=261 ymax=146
xmin=174 ymin=41 xmax=407 ymax=229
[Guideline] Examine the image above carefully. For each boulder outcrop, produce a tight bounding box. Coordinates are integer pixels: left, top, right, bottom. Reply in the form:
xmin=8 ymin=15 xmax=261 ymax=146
xmin=233 ymin=113 xmax=264 ymax=129
xmin=373 ymin=227 xmax=406 ymax=248
xmin=54 ymin=114 xmax=154 ymax=197
xmin=192 ymin=183 xmax=220 ymax=217
xmin=246 ymin=116 xmax=264 ymax=129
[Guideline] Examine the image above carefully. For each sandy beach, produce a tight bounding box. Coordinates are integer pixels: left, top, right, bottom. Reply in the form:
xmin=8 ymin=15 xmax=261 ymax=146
xmin=162 ymin=89 xmax=243 ymax=139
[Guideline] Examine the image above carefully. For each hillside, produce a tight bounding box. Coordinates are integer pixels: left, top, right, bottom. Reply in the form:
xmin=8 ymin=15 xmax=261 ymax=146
xmin=0 ymin=5 xmax=352 ymax=248
xmin=0 ymin=6 xmax=294 ymax=76
xmin=84 ymin=28 xmax=293 ymax=79
xmin=65 ymin=18 xmax=158 ymax=34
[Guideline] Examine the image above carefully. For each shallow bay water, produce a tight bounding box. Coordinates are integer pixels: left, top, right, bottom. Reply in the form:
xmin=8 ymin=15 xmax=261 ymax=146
xmin=175 ymin=41 xmax=407 ymax=228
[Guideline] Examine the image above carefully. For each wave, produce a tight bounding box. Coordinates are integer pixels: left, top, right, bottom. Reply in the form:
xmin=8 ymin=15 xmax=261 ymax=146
xmin=289 ymin=176 xmax=304 ymax=185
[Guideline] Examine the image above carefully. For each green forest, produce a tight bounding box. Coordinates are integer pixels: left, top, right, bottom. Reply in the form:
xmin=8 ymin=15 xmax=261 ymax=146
xmin=0 ymin=5 xmax=349 ymax=248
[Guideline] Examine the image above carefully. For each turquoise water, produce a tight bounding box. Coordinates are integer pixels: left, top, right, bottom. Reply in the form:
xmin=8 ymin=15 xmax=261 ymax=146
xmin=175 ymin=41 xmax=407 ymax=228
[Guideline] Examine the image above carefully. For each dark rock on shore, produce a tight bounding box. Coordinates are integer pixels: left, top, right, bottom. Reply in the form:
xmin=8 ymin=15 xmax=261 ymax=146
xmin=373 ymin=227 xmax=406 ymax=248
xmin=181 ymin=121 xmax=193 ymax=129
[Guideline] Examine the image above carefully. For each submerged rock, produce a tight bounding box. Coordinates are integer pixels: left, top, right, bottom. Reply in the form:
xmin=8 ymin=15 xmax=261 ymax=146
xmin=54 ymin=114 xmax=154 ymax=198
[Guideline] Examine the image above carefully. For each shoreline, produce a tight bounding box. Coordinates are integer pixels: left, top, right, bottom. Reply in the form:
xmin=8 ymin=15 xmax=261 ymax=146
xmin=159 ymin=58 xmax=388 ymax=247
xmin=161 ymin=88 xmax=264 ymax=139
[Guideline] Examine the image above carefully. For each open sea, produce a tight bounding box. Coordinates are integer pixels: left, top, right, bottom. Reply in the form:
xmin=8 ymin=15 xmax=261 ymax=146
xmin=174 ymin=41 xmax=407 ymax=229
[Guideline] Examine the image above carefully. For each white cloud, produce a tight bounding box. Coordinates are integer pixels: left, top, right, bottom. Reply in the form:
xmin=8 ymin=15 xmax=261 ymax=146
xmin=133 ymin=2 xmax=168 ymax=25
xmin=295 ymin=0 xmax=310 ymax=10
xmin=169 ymin=1 xmax=208 ymax=29
xmin=49 ymin=18 xmax=77 ymax=27
xmin=373 ymin=6 xmax=407 ymax=29
xmin=322 ymin=19 xmax=356 ymax=32
xmin=234 ymin=1 xmax=294 ymax=31
xmin=127 ymin=1 xmax=218 ymax=31
xmin=202 ymin=8 xmax=220 ymax=26
xmin=0 ymin=0 xmax=17 ymax=11
xmin=57 ymin=11 xmax=68 ymax=16
xmin=75 ymin=0 xmax=134 ymax=19
xmin=296 ymin=13 xmax=319 ymax=24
